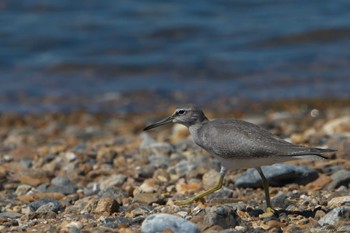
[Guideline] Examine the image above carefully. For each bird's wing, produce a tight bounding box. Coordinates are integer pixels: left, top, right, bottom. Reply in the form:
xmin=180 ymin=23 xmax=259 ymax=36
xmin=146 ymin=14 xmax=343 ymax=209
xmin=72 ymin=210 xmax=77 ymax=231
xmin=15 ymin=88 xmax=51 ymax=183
xmin=197 ymin=119 xmax=332 ymax=159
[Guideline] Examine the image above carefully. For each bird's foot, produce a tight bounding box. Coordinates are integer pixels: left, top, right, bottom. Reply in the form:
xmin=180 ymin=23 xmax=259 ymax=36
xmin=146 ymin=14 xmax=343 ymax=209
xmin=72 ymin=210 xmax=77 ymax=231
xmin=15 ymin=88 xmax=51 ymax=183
xmin=259 ymin=207 xmax=276 ymax=218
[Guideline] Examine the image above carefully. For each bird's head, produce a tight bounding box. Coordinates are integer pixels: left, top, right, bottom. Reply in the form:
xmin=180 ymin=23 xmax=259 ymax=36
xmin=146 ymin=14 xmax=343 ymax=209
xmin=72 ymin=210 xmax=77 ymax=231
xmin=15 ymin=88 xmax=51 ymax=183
xmin=144 ymin=105 xmax=208 ymax=130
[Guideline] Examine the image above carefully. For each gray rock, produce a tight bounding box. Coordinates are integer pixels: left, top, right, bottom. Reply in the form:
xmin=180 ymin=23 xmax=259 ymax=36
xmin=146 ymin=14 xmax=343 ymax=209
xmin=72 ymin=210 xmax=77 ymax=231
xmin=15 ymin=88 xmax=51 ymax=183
xmin=0 ymin=212 xmax=22 ymax=219
xmin=271 ymin=193 xmax=292 ymax=209
xmin=208 ymin=187 xmax=234 ymax=200
xmin=51 ymin=176 xmax=73 ymax=186
xmin=149 ymin=142 xmax=173 ymax=155
xmin=102 ymin=217 xmax=130 ymax=228
xmin=97 ymin=187 xmax=126 ymax=199
xmin=318 ymin=206 xmax=350 ymax=226
xmin=327 ymin=169 xmax=350 ymax=190
xmin=139 ymin=133 xmax=156 ymax=149
xmin=235 ymin=164 xmax=318 ymax=188
xmin=148 ymin=154 xmax=171 ymax=168
xmin=29 ymin=198 xmax=62 ymax=213
xmin=20 ymin=158 xmax=33 ymax=169
xmin=204 ymin=205 xmax=239 ymax=229
xmin=168 ymin=160 xmax=195 ymax=177
xmin=141 ymin=213 xmax=200 ymax=233
xmin=15 ymin=184 xmax=32 ymax=196
xmin=136 ymin=165 xmax=156 ymax=179
xmin=48 ymin=176 xmax=78 ymax=195
xmin=99 ymin=174 xmax=128 ymax=190
xmin=36 ymin=202 xmax=59 ymax=213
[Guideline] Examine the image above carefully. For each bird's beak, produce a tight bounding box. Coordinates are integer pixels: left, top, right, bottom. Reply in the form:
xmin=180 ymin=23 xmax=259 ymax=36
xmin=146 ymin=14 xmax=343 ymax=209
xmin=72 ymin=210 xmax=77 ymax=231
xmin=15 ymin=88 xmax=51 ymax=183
xmin=144 ymin=116 xmax=173 ymax=131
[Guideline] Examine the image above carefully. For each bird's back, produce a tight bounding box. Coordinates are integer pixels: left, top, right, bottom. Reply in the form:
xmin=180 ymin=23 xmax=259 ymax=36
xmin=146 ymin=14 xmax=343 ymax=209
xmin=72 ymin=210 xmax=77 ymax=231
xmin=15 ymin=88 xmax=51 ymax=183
xmin=191 ymin=119 xmax=331 ymax=160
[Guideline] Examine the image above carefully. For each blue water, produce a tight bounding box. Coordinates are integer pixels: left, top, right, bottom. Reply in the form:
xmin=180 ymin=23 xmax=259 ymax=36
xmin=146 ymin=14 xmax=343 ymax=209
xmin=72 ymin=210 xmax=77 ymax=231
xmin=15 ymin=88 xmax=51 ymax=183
xmin=1 ymin=0 xmax=350 ymax=113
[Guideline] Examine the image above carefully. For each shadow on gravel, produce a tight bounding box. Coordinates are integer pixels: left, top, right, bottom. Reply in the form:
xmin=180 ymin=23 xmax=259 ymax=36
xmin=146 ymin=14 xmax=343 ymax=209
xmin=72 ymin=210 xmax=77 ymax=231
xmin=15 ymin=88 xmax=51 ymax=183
xmin=247 ymin=206 xmax=329 ymax=218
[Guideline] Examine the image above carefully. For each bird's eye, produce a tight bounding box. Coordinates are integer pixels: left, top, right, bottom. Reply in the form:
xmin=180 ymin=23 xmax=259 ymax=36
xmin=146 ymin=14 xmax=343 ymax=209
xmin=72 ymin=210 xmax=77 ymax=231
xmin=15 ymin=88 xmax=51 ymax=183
xmin=177 ymin=110 xmax=186 ymax=115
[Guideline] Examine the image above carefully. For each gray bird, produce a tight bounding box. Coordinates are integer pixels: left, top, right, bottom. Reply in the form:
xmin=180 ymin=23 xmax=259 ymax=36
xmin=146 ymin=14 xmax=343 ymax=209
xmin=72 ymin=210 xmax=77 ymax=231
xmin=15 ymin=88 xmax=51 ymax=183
xmin=144 ymin=105 xmax=335 ymax=217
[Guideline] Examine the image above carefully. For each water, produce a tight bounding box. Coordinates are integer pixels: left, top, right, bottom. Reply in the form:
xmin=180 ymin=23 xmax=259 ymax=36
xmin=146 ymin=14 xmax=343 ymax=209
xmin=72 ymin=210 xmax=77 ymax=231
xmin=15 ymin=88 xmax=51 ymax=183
xmin=1 ymin=0 xmax=350 ymax=113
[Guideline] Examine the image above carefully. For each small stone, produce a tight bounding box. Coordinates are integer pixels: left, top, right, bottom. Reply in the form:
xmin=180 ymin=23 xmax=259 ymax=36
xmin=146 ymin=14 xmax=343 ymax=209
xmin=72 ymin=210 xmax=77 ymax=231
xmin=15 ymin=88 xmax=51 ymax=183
xmin=65 ymin=152 xmax=77 ymax=161
xmin=17 ymin=175 xmax=49 ymax=187
xmin=328 ymin=196 xmax=350 ymax=207
xmin=305 ymin=174 xmax=332 ymax=191
xmin=15 ymin=184 xmax=32 ymax=196
xmin=19 ymin=158 xmax=33 ymax=169
xmin=36 ymin=202 xmax=59 ymax=213
xmin=171 ymin=124 xmax=189 ymax=143
xmin=318 ymin=206 xmax=350 ymax=226
xmin=101 ymin=217 xmax=130 ymax=228
xmin=323 ymin=116 xmax=350 ymax=135
xmin=148 ymin=154 xmax=171 ymax=168
xmin=142 ymin=141 xmax=173 ymax=157
xmin=266 ymin=219 xmax=285 ymax=228
xmin=236 ymin=164 xmax=319 ymax=188
xmin=202 ymin=169 xmax=220 ymax=190
xmin=29 ymin=198 xmax=62 ymax=213
xmin=97 ymin=187 xmax=126 ymax=199
xmin=271 ymin=193 xmax=292 ymax=209
xmin=99 ymin=174 xmax=128 ymax=190
xmin=337 ymin=225 xmax=350 ymax=232
xmin=176 ymin=180 xmax=202 ymax=195
xmin=133 ymin=192 xmax=159 ymax=205
xmin=139 ymin=179 xmax=157 ymax=193
xmin=141 ymin=213 xmax=200 ymax=233
xmin=61 ymin=221 xmax=83 ymax=233
xmin=51 ymin=176 xmax=75 ymax=187
xmin=94 ymin=198 xmax=120 ymax=214
xmin=139 ymin=133 xmax=156 ymax=150
xmin=18 ymin=192 xmax=65 ymax=202
xmin=0 ymin=212 xmax=22 ymax=219
xmin=327 ymin=169 xmax=350 ymax=190
xmin=204 ymin=205 xmax=239 ymax=229
xmin=208 ymin=187 xmax=234 ymax=200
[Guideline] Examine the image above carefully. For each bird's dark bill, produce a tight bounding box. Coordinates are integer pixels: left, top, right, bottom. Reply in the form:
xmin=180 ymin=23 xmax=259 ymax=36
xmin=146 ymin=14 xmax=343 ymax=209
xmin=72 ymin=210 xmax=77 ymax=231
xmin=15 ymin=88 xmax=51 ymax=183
xmin=144 ymin=116 xmax=173 ymax=130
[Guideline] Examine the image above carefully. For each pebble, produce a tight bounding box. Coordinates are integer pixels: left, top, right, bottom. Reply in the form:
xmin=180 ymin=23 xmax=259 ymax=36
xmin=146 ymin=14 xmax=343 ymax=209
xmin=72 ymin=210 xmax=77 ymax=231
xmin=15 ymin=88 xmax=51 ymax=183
xmin=148 ymin=154 xmax=171 ymax=168
xmin=203 ymin=205 xmax=239 ymax=229
xmin=36 ymin=202 xmax=60 ymax=213
xmin=15 ymin=184 xmax=32 ymax=196
xmin=94 ymin=197 xmax=120 ymax=214
xmin=327 ymin=169 xmax=350 ymax=190
xmin=0 ymin=212 xmax=22 ymax=219
xmin=202 ymin=169 xmax=220 ymax=190
xmin=29 ymin=198 xmax=62 ymax=213
xmin=143 ymin=142 xmax=174 ymax=156
xmin=318 ymin=206 xmax=350 ymax=226
xmin=322 ymin=116 xmax=350 ymax=135
xmin=1 ymin=108 xmax=349 ymax=231
xmin=208 ymin=187 xmax=234 ymax=200
xmin=328 ymin=196 xmax=350 ymax=207
xmin=141 ymin=213 xmax=200 ymax=233
xmin=305 ymin=174 xmax=332 ymax=191
xmin=101 ymin=217 xmax=131 ymax=228
xmin=99 ymin=174 xmax=128 ymax=190
xmin=133 ymin=192 xmax=160 ymax=205
xmin=235 ymin=164 xmax=319 ymax=188
xmin=270 ymin=193 xmax=292 ymax=209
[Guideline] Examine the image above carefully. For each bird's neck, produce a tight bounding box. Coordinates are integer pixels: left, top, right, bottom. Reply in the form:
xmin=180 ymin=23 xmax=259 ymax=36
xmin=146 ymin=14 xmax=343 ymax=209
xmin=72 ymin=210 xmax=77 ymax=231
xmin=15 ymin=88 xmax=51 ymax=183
xmin=188 ymin=119 xmax=207 ymax=135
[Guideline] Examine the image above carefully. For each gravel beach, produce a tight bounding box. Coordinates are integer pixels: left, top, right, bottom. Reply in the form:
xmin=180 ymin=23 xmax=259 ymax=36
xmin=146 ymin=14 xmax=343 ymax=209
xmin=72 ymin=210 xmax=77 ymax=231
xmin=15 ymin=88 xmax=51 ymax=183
xmin=0 ymin=102 xmax=349 ymax=232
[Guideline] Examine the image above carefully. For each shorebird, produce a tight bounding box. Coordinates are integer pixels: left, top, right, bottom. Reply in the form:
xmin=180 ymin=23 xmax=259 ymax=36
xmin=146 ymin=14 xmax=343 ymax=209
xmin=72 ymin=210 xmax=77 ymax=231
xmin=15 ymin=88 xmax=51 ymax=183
xmin=144 ymin=106 xmax=334 ymax=217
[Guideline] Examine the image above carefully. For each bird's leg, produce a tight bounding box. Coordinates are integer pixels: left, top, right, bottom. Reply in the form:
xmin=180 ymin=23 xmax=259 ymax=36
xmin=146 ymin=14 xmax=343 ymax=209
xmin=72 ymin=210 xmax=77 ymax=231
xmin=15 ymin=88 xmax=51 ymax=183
xmin=176 ymin=166 xmax=226 ymax=206
xmin=256 ymin=167 xmax=276 ymax=218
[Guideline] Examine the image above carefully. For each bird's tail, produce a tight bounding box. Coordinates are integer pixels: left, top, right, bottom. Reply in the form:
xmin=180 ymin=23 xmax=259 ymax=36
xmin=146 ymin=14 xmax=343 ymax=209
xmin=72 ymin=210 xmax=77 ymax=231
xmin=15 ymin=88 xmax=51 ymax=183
xmin=293 ymin=148 xmax=336 ymax=160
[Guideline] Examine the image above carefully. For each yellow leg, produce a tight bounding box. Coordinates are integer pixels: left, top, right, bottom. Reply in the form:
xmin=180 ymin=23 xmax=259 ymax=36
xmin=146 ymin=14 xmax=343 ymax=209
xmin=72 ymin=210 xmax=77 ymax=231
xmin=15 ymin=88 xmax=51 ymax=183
xmin=256 ymin=167 xmax=276 ymax=218
xmin=176 ymin=166 xmax=226 ymax=206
